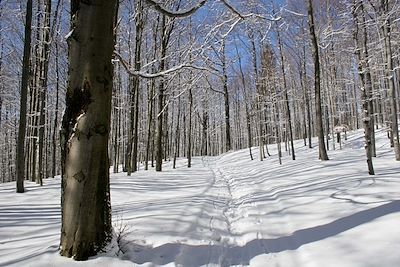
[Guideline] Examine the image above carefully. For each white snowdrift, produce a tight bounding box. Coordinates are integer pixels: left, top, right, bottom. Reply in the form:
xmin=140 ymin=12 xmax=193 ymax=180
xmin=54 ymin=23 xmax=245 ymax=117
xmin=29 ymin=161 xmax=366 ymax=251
xmin=0 ymin=128 xmax=399 ymax=267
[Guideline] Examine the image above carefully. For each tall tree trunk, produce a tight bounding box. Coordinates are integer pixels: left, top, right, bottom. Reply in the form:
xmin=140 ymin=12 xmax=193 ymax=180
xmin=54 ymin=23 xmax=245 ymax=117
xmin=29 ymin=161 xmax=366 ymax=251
xmin=126 ymin=83 xmax=135 ymax=174
xmin=37 ymin=0 xmax=52 ymax=185
xmin=202 ymin=106 xmax=208 ymax=156
xmin=173 ymin=96 xmax=181 ymax=169
xmin=187 ymin=84 xmax=193 ymax=167
xmin=50 ymin=0 xmax=64 ymax=177
xmin=187 ymin=22 xmax=193 ymax=168
xmin=307 ymin=0 xmax=329 ymax=160
xmin=151 ymin=93 xmax=156 ymax=168
xmin=353 ymin=0 xmax=374 ymax=175
xmin=26 ymin=0 xmax=43 ymax=182
xmin=163 ymin=98 xmax=169 ymax=162
xmin=245 ymin=105 xmax=253 ymax=160
xmin=28 ymin=1 xmax=43 ymax=183
xmin=276 ymin=26 xmax=295 ymax=160
xmin=249 ymin=34 xmax=263 ymax=160
xmin=113 ymin=45 xmax=122 ymax=174
xmin=52 ymin=41 xmax=60 ymax=177
xmin=16 ymin=0 xmax=33 ymax=193
xmin=145 ymin=79 xmax=155 ymax=170
xmin=222 ymin=39 xmax=231 ymax=152
xmin=125 ymin=11 xmax=134 ymax=173
xmin=131 ymin=0 xmax=144 ymax=173
xmin=60 ymin=0 xmax=117 ymax=260
xmin=0 ymin=15 xmax=3 ymax=183
xmin=381 ymin=0 xmax=400 ymax=160
xmin=155 ymin=15 xmax=167 ymax=172
xmin=359 ymin=1 xmax=376 ymax=158
xmin=145 ymin=20 xmax=159 ymax=170
xmin=235 ymin=40 xmax=253 ymax=160
xmin=300 ymin=62 xmax=312 ymax=148
xmin=274 ymin=96 xmax=282 ymax=165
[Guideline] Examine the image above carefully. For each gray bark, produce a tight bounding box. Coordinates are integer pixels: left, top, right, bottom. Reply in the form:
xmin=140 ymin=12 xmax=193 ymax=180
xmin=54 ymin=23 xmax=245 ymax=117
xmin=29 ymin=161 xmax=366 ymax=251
xmin=52 ymin=40 xmax=60 ymax=177
xmin=173 ymin=96 xmax=181 ymax=169
xmin=353 ymin=0 xmax=374 ymax=175
xmin=249 ymin=35 xmax=263 ymax=161
xmin=187 ymin=83 xmax=193 ymax=167
xmin=59 ymin=0 xmax=117 ymax=260
xmin=307 ymin=0 xmax=329 ymax=160
xmin=222 ymin=39 xmax=231 ymax=152
xmin=155 ymin=15 xmax=166 ymax=172
xmin=37 ymin=0 xmax=52 ymax=185
xmin=235 ymin=40 xmax=253 ymax=160
xmin=276 ymin=25 xmax=295 ymax=160
xmin=131 ymin=0 xmax=144 ymax=173
xmin=381 ymin=0 xmax=400 ymax=160
xmin=16 ymin=0 xmax=33 ymax=193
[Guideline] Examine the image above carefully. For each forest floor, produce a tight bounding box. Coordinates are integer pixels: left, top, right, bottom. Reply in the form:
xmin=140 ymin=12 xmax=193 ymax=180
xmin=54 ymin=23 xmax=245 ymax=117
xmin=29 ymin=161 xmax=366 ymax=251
xmin=0 ymin=129 xmax=400 ymax=267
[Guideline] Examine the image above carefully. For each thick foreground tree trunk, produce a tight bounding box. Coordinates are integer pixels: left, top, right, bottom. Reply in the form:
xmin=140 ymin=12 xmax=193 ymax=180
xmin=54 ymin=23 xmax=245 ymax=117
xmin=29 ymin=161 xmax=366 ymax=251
xmin=60 ymin=0 xmax=117 ymax=260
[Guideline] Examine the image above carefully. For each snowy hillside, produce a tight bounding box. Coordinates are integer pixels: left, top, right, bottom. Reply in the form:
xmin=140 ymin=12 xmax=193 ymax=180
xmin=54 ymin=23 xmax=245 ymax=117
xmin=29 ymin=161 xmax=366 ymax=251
xmin=1 ymin=129 xmax=399 ymax=267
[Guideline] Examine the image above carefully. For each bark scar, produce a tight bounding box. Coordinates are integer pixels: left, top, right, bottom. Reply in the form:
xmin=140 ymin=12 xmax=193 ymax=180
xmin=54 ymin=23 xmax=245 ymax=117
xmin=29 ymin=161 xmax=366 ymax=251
xmin=61 ymin=79 xmax=93 ymax=173
xmin=73 ymin=170 xmax=86 ymax=183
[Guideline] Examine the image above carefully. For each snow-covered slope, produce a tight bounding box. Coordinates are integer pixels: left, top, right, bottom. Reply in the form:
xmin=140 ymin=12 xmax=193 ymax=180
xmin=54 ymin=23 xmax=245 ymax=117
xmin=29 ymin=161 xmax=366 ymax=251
xmin=1 ymin=129 xmax=399 ymax=267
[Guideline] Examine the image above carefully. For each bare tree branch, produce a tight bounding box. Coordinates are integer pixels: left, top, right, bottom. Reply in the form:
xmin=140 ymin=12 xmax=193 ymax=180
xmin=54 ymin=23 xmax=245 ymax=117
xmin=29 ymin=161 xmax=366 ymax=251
xmin=144 ymin=0 xmax=207 ymax=18
xmin=144 ymin=0 xmax=280 ymax=22
xmin=114 ymin=51 xmax=219 ymax=79
xmin=205 ymin=76 xmax=224 ymax=94
xmin=220 ymin=0 xmax=245 ymax=19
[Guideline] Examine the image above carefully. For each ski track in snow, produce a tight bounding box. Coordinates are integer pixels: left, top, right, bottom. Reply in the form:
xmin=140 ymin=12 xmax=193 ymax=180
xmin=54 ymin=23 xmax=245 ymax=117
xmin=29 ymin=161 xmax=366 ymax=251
xmin=0 ymin=129 xmax=400 ymax=267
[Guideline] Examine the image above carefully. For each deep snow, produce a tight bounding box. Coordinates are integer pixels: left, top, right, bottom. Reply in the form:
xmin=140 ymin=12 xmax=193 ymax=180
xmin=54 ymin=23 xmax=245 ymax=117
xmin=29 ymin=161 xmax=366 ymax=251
xmin=0 ymin=128 xmax=399 ymax=267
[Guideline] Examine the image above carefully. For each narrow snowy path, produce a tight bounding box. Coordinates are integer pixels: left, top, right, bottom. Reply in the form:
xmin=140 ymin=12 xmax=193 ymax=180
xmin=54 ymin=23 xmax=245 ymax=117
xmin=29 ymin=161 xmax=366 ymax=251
xmin=121 ymin=156 xmax=291 ymax=267
xmin=207 ymin=156 xmax=305 ymax=266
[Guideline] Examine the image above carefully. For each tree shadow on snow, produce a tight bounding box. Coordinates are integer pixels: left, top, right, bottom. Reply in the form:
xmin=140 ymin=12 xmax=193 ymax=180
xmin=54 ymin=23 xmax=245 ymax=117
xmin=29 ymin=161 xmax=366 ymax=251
xmin=123 ymin=200 xmax=400 ymax=267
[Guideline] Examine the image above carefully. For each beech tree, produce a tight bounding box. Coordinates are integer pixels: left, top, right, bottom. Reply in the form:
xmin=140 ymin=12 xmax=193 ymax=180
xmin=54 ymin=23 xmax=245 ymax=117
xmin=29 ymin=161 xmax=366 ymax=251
xmin=59 ymin=0 xmax=117 ymax=260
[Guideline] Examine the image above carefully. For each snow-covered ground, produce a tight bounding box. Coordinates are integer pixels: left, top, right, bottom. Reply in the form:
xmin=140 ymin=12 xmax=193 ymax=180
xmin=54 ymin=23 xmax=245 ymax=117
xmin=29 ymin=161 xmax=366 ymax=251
xmin=1 ymin=129 xmax=400 ymax=267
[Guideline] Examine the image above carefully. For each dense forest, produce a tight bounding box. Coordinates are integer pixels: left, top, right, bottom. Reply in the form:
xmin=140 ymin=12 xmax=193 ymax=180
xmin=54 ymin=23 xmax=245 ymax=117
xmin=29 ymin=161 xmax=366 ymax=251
xmin=0 ymin=0 xmax=399 ymax=261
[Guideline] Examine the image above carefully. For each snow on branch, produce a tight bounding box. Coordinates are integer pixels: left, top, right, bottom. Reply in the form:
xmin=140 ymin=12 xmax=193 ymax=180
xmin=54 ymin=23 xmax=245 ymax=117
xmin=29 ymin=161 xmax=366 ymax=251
xmin=145 ymin=0 xmax=279 ymax=22
xmin=221 ymin=0 xmax=281 ymax=22
xmin=220 ymin=0 xmax=245 ymax=19
xmin=113 ymin=52 xmax=219 ymax=79
xmin=205 ymin=76 xmax=224 ymax=94
xmin=283 ymin=8 xmax=306 ymax=17
xmin=144 ymin=0 xmax=207 ymax=18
